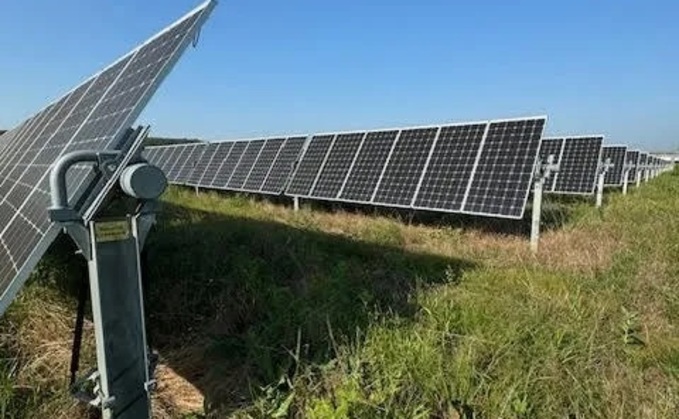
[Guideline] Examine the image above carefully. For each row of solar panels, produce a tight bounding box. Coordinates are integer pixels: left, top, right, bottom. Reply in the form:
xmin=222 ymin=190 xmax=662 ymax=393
xmin=538 ymin=136 xmax=669 ymax=195
xmin=143 ymin=117 xmax=672 ymax=221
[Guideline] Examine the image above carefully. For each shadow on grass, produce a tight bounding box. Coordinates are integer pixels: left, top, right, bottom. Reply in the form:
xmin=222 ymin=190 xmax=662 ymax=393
xmin=136 ymin=201 xmax=477 ymax=414
xmin=187 ymin=186 xmax=591 ymax=238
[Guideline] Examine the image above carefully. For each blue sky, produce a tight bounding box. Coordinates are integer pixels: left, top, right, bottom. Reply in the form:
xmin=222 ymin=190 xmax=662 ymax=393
xmin=0 ymin=0 xmax=677 ymax=150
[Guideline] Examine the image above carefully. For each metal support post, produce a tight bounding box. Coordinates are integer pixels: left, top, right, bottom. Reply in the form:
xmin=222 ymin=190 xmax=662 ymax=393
xmin=595 ymin=158 xmax=612 ymax=208
xmin=622 ymin=168 xmax=630 ymax=195
xmin=530 ymin=155 xmax=559 ymax=254
xmin=293 ymin=196 xmax=300 ymax=211
xmin=48 ymin=127 xmax=166 ymax=419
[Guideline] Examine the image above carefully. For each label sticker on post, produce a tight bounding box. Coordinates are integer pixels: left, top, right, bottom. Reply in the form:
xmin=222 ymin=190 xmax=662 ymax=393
xmin=94 ymin=220 xmax=131 ymax=243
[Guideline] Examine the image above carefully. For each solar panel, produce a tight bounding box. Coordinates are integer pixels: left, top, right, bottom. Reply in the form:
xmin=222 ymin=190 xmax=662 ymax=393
xmin=413 ymin=123 xmax=486 ymax=211
xmin=227 ymin=140 xmax=266 ymax=189
xmin=373 ymin=127 xmax=439 ymax=206
xmin=184 ymin=143 xmax=210 ymax=185
xmin=462 ymin=118 xmax=545 ymax=218
xmin=602 ymin=145 xmax=627 ymax=186
xmin=0 ymin=1 xmax=216 ymax=314
xmin=339 ymin=130 xmax=399 ymax=202
xmin=176 ymin=144 xmax=202 ymax=184
xmin=626 ymin=150 xmax=640 ymax=182
xmin=201 ymin=142 xmax=233 ymax=186
xmin=286 ymin=135 xmax=335 ymax=196
xmin=549 ymin=136 xmax=603 ymax=195
xmin=260 ymin=136 xmax=306 ymax=194
xmin=165 ymin=144 xmax=193 ymax=182
xmin=242 ymin=138 xmax=285 ymax=192
xmin=310 ymin=132 xmax=365 ymax=199
xmin=186 ymin=142 xmax=218 ymax=186
xmin=212 ymin=141 xmax=247 ymax=188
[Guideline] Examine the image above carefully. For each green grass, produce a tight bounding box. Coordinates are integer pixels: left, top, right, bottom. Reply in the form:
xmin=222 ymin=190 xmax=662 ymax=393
xmin=1 ymin=170 xmax=679 ymax=418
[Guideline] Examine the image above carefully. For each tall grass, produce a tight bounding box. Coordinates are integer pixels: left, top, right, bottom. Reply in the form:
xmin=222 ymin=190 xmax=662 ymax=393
xmin=0 ymin=170 xmax=678 ymax=418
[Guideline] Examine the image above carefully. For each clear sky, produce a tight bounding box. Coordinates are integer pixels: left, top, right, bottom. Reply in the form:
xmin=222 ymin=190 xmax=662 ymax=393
xmin=0 ymin=0 xmax=677 ymax=150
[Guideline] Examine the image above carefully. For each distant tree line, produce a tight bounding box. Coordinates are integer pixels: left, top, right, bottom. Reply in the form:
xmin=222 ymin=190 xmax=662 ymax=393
xmin=143 ymin=136 xmax=202 ymax=146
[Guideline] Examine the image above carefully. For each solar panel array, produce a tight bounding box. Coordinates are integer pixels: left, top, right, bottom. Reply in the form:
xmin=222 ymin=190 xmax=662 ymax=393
xmin=148 ymin=117 xmax=547 ymax=219
xmin=540 ymin=136 xmax=603 ymax=195
xmin=602 ymin=145 xmax=628 ymax=186
xmin=144 ymin=135 xmax=307 ymax=196
xmin=0 ymin=2 xmax=216 ymax=314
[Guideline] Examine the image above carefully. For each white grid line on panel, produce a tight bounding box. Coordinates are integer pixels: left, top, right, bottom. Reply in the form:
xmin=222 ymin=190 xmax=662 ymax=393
xmin=409 ymin=126 xmax=443 ymax=207
xmin=336 ymin=132 xmax=368 ymax=199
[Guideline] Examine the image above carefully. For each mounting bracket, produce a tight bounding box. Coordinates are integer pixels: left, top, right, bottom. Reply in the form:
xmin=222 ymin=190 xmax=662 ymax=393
xmin=530 ymin=154 xmax=559 ymax=253
xmin=48 ymin=127 xmax=166 ymax=419
xmin=595 ymin=158 xmax=613 ymax=208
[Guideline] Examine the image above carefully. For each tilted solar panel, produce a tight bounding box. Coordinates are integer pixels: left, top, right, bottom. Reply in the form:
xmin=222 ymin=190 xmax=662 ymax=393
xmin=227 ymin=140 xmax=266 ymax=189
xmin=286 ymin=135 xmax=335 ymax=196
xmin=602 ymin=145 xmax=627 ymax=186
xmin=413 ymin=123 xmax=486 ymax=211
xmin=242 ymin=138 xmax=286 ymax=192
xmin=185 ymin=143 xmax=211 ymax=185
xmin=462 ymin=119 xmax=545 ymax=218
xmin=176 ymin=144 xmax=202 ymax=184
xmin=0 ymin=0 xmax=216 ymax=314
xmin=310 ymin=132 xmax=365 ymax=199
xmin=201 ymin=142 xmax=233 ymax=186
xmin=260 ymin=136 xmax=307 ymax=194
xmin=212 ymin=141 xmax=247 ymax=188
xmin=339 ymin=130 xmax=399 ymax=202
xmin=373 ymin=127 xmax=439 ymax=207
xmin=548 ymin=136 xmax=603 ymax=195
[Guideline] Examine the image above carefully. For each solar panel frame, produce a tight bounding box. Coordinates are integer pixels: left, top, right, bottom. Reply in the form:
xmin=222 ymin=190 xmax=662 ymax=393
xmin=602 ymin=145 xmax=628 ymax=186
xmin=547 ymin=135 xmax=604 ymax=195
xmin=0 ymin=1 xmax=217 ymax=314
xmin=460 ymin=118 xmax=546 ymax=218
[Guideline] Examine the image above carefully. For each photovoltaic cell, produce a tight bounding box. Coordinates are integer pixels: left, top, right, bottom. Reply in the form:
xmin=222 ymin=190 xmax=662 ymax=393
xmin=414 ymin=123 xmax=486 ymax=211
xmin=260 ymin=136 xmax=306 ymax=194
xmin=373 ymin=127 xmax=438 ymax=206
xmin=463 ymin=118 xmax=545 ymax=218
xmin=0 ymin=1 xmax=216 ymax=314
xmin=242 ymin=138 xmax=285 ymax=192
xmin=311 ymin=132 xmax=364 ymax=199
xmin=602 ymin=146 xmax=627 ymax=186
xmin=212 ymin=141 xmax=247 ymax=188
xmin=287 ymin=135 xmax=334 ymax=196
xmin=227 ymin=140 xmax=265 ymax=189
xmin=551 ymin=136 xmax=603 ymax=195
xmin=340 ymin=130 xmax=399 ymax=202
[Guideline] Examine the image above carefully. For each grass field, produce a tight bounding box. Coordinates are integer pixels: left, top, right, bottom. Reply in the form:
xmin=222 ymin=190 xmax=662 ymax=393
xmin=0 ymin=169 xmax=678 ymax=418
